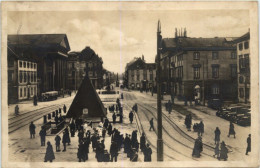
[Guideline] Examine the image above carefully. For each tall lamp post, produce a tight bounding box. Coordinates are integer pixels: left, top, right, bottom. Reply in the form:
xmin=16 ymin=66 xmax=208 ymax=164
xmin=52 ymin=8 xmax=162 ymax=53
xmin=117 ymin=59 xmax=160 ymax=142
xmin=157 ymin=20 xmax=163 ymax=161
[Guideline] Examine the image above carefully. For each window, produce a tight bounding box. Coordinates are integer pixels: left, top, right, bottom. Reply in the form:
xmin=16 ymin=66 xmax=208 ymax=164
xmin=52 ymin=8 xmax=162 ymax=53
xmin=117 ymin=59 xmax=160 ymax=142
xmin=178 ymin=66 xmax=183 ymax=78
xmin=212 ymin=85 xmax=219 ymax=94
xmin=143 ymin=70 xmax=147 ymax=80
xmin=20 ymin=88 xmax=23 ymax=98
xmin=245 ymin=88 xmax=250 ymax=99
xmin=212 ymin=65 xmax=219 ymax=78
xmin=194 ymin=67 xmax=200 ymax=79
xmin=27 ymin=62 xmax=30 ymax=69
xmin=137 ymin=75 xmax=140 ymax=81
xmin=23 ymin=62 xmax=26 ymax=68
xmin=31 ymin=87 xmax=33 ymax=95
xmin=230 ymin=65 xmax=237 ymax=78
xmin=150 ymin=70 xmax=153 ymax=81
xmin=24 ymin=71 xmax=27 ymax=83
xmin=24 ymin=87 xmax=27 ymax=97
xmin=244 ymin=54 xmax=250 ymax=69
xmin=131 ymin=75 xmax=134 ymax=81
xmin=19 ymin=61 xmax=22 ymax=68
xmin=28 ymin=72 xmax=31 ymax=82
xmin=193 ymin=52 xmax=200 ymax=60
xmin=72 ymin=63 xmax=75 ymax=69
xmin=88 ymin=63 xmax=93 ymax=68
xmin=34 ymin=87 xmax=36 ymax=95
xmin=19 ymin=71 xmax=23 ymax=83
xmin=239 ymin=88 xmax=244 ymax=98
xmin=231 ymin=52 xmax=237 ymax=59
xmin=239 ymin=76 xmax=244 ymax=84
xmin=212 ymin=52 xmax=219 ymax=60
xmin=72 ymin=71 xmax=75 ymax=77
xmin=244 ymin=41 xmax=249 ymax=49
xmin=239 ymin=43 xmax=243 ymax=50
xmin=239 ymin=55 xmax=245 ymax=69
xmin=34 ymin=73 xmax=37 ymax=82
xmin=8 ymin=71 xmax=14 ymax=82
xmin=34 ymin=63 xmax=36 ymax=69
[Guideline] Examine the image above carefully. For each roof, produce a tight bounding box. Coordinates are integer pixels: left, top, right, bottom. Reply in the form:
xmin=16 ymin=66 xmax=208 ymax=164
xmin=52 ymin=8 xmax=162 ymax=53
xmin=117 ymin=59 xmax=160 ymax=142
xmin=66 ymin=74 xmax=107 ymax=119
xmin=234 ymin=32 xmax=250 ymax=43
xmin=162 ymin=38 xmax=177 ymax=48
xmin=8 ymin=34 xmax=71 ymax=51
xmin=126 ymin=57 xmax=145 ymax=70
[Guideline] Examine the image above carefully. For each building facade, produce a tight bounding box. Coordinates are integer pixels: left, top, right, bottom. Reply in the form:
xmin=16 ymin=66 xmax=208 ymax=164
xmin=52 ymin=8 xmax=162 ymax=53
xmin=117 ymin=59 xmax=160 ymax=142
xmin=234 ymin=32 xmax=250 ymax=104
xmin=158 ymin=24 xmax=238 ymax=102
xmin=66 ymin=47 xmax=104 ymax=90
xmin=125 ymin=56 xmax=156 ymax=90
xmin=8 ymin=34 xmax=71 ymax=103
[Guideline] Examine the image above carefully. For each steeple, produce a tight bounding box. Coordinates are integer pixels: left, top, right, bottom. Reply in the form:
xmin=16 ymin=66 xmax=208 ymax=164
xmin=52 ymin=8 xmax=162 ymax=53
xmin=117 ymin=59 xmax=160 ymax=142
xmin=157 ymin=20 xmax=161 ymax=33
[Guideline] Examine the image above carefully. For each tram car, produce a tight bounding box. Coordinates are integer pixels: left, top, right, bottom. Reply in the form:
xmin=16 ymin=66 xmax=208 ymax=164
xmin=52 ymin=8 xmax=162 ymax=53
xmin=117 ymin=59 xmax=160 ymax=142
xmin=97 ymin=89 xmax=120 ymax=102
xmin=40 ymin=91 xmax=58 ymax=101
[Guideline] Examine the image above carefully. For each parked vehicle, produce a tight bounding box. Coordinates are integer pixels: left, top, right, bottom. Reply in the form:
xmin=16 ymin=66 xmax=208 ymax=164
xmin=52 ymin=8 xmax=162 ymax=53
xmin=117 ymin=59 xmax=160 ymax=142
xmin=40 ymin=91 xmax=58 ymax=101
xmin=208 ymin=99 xmax=222 ymax=110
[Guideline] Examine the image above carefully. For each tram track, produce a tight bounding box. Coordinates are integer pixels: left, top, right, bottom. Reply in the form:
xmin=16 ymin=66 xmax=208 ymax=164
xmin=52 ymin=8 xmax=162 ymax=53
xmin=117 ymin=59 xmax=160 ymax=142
xmin=8 ymin=100 xmax=72 ymax=134
xmin=124 ymin=92 xmax=215 ymax=160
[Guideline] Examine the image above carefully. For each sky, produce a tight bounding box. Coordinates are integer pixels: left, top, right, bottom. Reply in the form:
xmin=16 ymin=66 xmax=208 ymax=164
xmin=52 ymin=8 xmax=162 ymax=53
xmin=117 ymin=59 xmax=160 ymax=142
xmin=7 ymin=10 xmax=249 ymax=74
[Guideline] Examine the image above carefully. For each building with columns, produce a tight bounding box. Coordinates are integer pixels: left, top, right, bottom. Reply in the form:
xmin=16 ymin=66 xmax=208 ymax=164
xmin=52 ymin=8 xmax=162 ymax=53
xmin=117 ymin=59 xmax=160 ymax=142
xmin=8 ymin=34 xmax=70 ymax=103
xmin=125 ymin=56 xmax=156 ymax=90
xmin=157 ymin=21 xmax=238 ymax=102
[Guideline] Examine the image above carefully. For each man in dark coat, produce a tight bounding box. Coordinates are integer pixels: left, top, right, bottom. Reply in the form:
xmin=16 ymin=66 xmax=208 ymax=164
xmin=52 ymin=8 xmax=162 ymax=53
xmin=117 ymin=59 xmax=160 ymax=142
xmin=39 ymin=126 xmax=47 ymax=146
xmin=246 ymin=134 xmax=251 ymax=155
xmin=129 ymin=111 xmax=134 ymax=124
xmin=65 ymin=128 xmax=71 ymax=145
xmin=167 ymin=100 xmax=172 ymax=114
xmin=63 ymin=104 xmax=67 ymax=113
xmin=55 ymin=115 xmax=59 ymax=126
xmin=107 ymin=123 xmax=113 ymax=136
xmin=110 ymin=141 xmax=118 ymax=162
xmin=228 ymin=121 xmax=236 ymax=138
xmin=144 ymin=144 xmax=152 ymax=162
xmin=83 ymin=138 xmax=90 ymax=160
xmin=102 ymin=128 xmax=107 ymax=139
xmin=124 ymin=134 xmax=131 ymax=154
xmin=198 ymin=121 xmax=204 ymax=136
xmin=219 ymin=141 xmax=228 ymax=161
xmin=15 ymin=105 xmax=19 ymax=115
xmin=103 ymin=118 xmax=109 ymax=129
xmin=140 ymin=133 xmax=146 ymax=152
xmin=29 ymin=122 xmax=36 ymax=139
xmin=112 ymin=113 xmax=117 ymax=123
xmin=214 ymin=127 xmax=221 ymax=144
xmin=78 ymin=130 xmax=84 ymax=143
xmin=149 ymin=118 xmax=155 ymax=131
xmin=192 ymin=136 xmax=203 ymax=158
xmin=91 ymin=134 xmax=98 ymax=151
xmin=59 ymin=108 xmax=62 ymax=114
xmin=55 ymin=135 xmax=61 ymax=152
xmin=77 ymin=142 xmax=86 ymax=162
xmin=62 ymin=132 xmax=67 ymax=152
xmin=44 ymin=141 xmax=55 ymax=162
xmin=70 ymin=120 xmax=76 ymax=137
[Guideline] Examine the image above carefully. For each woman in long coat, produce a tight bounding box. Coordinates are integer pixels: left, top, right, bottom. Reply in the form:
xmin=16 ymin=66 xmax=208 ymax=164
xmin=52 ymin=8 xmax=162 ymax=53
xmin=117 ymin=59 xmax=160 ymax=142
xmin=192 ymin=137 xmax=203 ymax=157
xmin=214 ymin=127 xmax=221 ymax=144
xmin=228 ymin=121 xmax=236 ymax=138
xmin=219 ymin=141 xmax=228 ymax=161
xmin=44 ymin=141 xmax=55 ymax=162
xmin=213 ymin=142 xmax=220 ymax=158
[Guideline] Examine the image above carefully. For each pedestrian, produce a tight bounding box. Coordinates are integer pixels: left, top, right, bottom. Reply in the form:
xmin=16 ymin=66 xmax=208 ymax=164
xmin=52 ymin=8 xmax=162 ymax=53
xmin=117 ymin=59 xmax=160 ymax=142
xmin=55 ymin=115 xmax=59 ymax=126
xmin=63 ymin=104 xmax=67 ymax=113
xmin=103 ymin=118 xmax=109 ymax=129
xmin=213 ymin=142 xmax=220 ymax=158
xmin=102 ymin=128 xmax=106 ymax=139
xmin=119 ymin=113 xmax=123 ymax=123
xmin=77 ymin=142 xmax=86 ymax=162
xmin=15 ymin=105 xmax=19 ymax=115
xmin=55 ymin=135 xmax=61 ymax=152
xmin=140 ymin=133 xmax=146 ymax=152
xmin=59 ymin=108 xmax=62 ymax=114
xmin=83 ymin=138 xmax=90 ymax=160
xmin=112 ymin=113 xmax=117 ymax=123
xmin=124 ymin=134 xmax=131 ymax=154
xmin=149 ymin=118 xmax=155 ymax=131
xmin=110 ymin=141 xmax=118 ymax=162
xmin=144 ymin=144 xmax=152 ymax=162
xmin=198 ymin=121 xmax=204 ymax=136
xmin=91 ymin=134 xmax=98 ymax=151
xmin=167 ymin=100 xmax=172 ymax=114
xmin=44 ymin=141 xmax=55 ymax=162
xmin=219 ymin=141 xmax=228 ymax=161
xmin=192 ymin=136 xmax=203 ymax=158
xmin=39 ymin=126 xmax=46 ymax=146
xmin=78 ymin=129 xmax=84 ymax=143
xmin=29 ymin=121 xmax=36 ymax=139
xmin=107 ymin=123 xmax=113 ymax=136
xmin=65 ymin=128 xmax=71 ymax=145
xmin=62 ymin=132 xmax=67 ymax=152
xmin=214 ymin=127 xmax=221 ymax=144
xmin=228 ymin=121 xmax=236 ymax=138
xmin=246 ymin=134 xmax=251 ymax=155
xmin=70 ymin=120 xmax=76 ymax=137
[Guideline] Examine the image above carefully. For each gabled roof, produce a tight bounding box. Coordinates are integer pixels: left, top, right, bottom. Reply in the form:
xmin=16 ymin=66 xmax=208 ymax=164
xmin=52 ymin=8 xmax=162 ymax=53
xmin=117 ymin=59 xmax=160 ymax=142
xmin=234 ymin=32 xmax=250 ymax=43
xmin=8 ymin=34 xmax=71 ymax=51
xmin=126 ymin=57 xmax=146 ymax=70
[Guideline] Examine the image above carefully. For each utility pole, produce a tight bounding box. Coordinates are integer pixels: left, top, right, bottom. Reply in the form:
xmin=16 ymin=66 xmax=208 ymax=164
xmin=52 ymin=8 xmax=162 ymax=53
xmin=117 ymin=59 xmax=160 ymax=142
xmin=157 ymin=20 xmax=163 ymax=161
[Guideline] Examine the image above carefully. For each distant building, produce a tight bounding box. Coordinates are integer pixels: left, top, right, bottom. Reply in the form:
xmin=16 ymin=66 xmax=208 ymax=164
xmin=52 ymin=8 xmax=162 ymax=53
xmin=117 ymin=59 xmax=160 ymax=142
xmin=234 ymin=31 xmax=250 ymax=104
xmin=157 ymin=22 xmax=238 ymax=102
xmin=8 ymin=34 xmax=70 ymax=103
xmin=125 ymin=55 xmax=156 ymax=90
xmin=66 ymin=47 xmax=104 ymax=90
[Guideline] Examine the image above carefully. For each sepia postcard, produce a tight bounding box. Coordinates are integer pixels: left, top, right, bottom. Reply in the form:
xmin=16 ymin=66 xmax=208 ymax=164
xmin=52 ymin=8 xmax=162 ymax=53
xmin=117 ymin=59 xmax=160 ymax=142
xmin=1 ymin=1 xmax=259 ymax=168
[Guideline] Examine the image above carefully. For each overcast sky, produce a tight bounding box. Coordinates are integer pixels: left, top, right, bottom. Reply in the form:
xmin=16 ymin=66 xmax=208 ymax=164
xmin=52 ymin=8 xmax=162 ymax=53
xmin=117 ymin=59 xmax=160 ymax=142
xmin=7 ymin=10 xmax=249 ymax=74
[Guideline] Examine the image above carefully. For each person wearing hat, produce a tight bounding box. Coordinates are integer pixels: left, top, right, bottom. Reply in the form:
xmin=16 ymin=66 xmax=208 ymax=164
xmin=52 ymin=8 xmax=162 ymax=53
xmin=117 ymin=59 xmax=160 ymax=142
xmin=219 ymin=141 xmax=228 ymax=161
xmin=62 ymin=131 xmax=67 ymax=152
xmin=110 ymin=141 xmax=118 ymax=162
xmin=144 ymin=144 xmax=152 ymax=162
xmin=246 ymin=134 xmax=251 ymax=155
xmin=39 ymin=126 xmax=47 ymax=146
xmin=44 ymin=141 xmax=55 ymax=162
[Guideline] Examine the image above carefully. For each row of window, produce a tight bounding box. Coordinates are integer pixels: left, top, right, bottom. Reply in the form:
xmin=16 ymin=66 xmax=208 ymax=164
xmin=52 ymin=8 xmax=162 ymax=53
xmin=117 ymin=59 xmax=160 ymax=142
xmin=193 ymin=51 xmax=236 ymax=60
xmin=130 ymin=83 xmax=153 ymax=88
xmin=193 ymin=65 xmax=237 ymax=79
xmin=19 ymin=61 xmax=37 ymax=70
xmin=130 ymin=69 xmax=154 ymax=75
xmin=131 ymin=74 xmax=154 ymax=81
xmin=239 ymin=87 xmax=250 ymax=99
xmin=19 ymin=86 xmax=37 ymax=99
xmin=239 ymin=54 xmax=250 ymax=69
xmin=238 ymin=41 xmax=249 ymax=51
xmin=19 ymin=71 xmax=37 ymax=83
